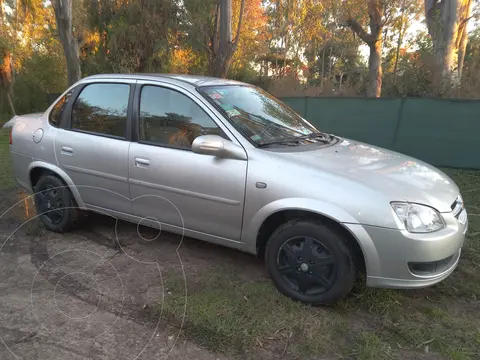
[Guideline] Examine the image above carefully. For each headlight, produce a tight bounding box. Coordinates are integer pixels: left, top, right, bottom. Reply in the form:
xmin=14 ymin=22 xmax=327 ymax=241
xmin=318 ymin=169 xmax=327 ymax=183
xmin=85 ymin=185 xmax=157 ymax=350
xmin=391 ymin=202 xmax=445 ymax=233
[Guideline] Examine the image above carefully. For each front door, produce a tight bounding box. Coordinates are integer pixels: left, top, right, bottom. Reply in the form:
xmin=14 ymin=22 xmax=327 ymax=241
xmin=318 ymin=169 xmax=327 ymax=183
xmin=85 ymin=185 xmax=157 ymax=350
xmin=128 ymin=83 xmax=247 ymax=242
xmin=55 ymin=81 xmax=134 ymax=214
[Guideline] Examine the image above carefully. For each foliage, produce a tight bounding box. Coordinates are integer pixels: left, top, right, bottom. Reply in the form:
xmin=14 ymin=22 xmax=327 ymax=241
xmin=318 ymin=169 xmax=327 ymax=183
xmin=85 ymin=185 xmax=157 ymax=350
xmin=382 ymin=31 xmax=434 ymax=97
xmin=230 ymin=0 xmax=268 ymax=76
xmin=1 ymin=0 xmax=480 ymax=116
xmin=85 ymin=0 xmax=179 ymax=74
xmin=13 ymin=52 xmax=66 ymax=114
xmin=0 ymin=0 xmax=66 ymax=117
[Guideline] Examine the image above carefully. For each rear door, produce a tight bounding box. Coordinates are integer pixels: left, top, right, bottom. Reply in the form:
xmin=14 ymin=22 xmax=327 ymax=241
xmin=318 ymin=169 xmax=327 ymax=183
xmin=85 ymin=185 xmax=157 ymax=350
xmin=128 ymin=81 xmax=248 ymax=241
xmin=54 ymin=80 xmax=135 ymax=215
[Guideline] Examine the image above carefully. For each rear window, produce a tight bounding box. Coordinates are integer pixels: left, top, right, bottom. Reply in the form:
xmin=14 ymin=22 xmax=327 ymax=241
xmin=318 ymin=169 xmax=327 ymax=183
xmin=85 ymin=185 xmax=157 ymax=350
xmin=71 ymin=83 xmax=130 ymax=138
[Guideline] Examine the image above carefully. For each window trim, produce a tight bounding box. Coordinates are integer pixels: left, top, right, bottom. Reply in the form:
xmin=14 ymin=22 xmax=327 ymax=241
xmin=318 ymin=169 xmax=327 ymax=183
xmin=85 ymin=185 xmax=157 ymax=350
xmin=48 ymin=90 xmax=74 ymax=128
xmin=134 ymin=83 xmax=231 ymax=151
xmin=137 ymin=139 xmax=193 ymax=152
xmin=66 ymin=81 xmax=135 ymax=141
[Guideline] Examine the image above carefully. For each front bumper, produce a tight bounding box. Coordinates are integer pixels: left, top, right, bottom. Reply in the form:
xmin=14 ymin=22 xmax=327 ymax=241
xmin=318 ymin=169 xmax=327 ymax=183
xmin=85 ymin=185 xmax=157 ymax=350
xmin=345 ymin=210 xmax=467 ymax=289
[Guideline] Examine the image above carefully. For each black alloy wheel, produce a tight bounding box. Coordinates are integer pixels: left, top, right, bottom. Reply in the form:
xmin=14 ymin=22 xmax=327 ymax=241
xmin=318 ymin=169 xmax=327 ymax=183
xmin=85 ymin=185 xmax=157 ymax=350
xmin=36 ymin=184 xmax=65 ymax=225
xmin=265 ymin=219 xmax=357 ymax=305
xmin=277 ymin=236 xmax=336 ymax=295
xmin=34 ymin=175 xmax=80 ymax=233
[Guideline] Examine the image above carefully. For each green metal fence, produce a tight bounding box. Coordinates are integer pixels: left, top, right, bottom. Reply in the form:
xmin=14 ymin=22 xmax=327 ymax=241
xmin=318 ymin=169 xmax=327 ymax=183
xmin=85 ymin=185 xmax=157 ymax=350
xmin=280 ymin=97 xmax=480 ymax=169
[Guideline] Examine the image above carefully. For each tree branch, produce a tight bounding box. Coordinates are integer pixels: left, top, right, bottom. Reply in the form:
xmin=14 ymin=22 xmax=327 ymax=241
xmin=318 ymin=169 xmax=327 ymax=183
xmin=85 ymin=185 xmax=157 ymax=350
xmin=232 ymin=0 xmax=245 ymax=47
xmin=459 ymin=15 xmax=474 ymax=28
xmin=346 ymin=19 xmax=374 ymax=44
xmin=212 ymin=1 xmax=220 ymax=55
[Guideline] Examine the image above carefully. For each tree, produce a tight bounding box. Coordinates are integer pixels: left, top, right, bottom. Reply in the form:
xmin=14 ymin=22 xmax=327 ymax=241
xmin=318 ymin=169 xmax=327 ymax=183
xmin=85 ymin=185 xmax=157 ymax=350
xmin=391 ymin=0 xmax=422 ymax=86
xmin=456 ymin=27 xmax=480 ymax=97
xmin=0 ymin=0 xmax=67 ymax=117
xmin=211 ymin=0 xmax=246 ymax=77
xmin=1 ymin=0 xmax=13 ymax=114
xmin=52 ymin=0 xmax=81 ymax=85
xmin=344 ymin=0 xmax=422 ymax=97
xmin=83 ymin=0 xmax=179 ymax=74
xmin=346 ymin=1 xmax=385 ymax=97
xmin=262 ymin=0 xmax=327 ymax=79
xmin=229 ymin=0 xmax=268 ymax=79
xmin=424 ymin=0 xmax=474 ymax=91
xmin=382 ymin=31 xmax=433 ymax=96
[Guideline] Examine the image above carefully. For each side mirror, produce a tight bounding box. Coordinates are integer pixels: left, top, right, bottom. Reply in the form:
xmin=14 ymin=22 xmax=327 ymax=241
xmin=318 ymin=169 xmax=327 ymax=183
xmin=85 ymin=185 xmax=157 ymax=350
xmin=192 ymin=135 xmax=247 ymax=160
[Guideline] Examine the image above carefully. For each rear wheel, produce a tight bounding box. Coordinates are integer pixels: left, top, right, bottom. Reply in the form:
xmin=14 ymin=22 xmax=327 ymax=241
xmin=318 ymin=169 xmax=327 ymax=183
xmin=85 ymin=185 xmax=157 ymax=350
xmin=34 ymin=175 xmax=79 ymax=233
xmin=265 ymin=219 xmax=356 ymax=305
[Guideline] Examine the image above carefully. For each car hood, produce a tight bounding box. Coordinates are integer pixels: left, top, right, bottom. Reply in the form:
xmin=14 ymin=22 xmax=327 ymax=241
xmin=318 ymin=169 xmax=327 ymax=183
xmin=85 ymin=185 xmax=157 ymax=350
xmin=272 ymin=138 xmax=458 ymax=212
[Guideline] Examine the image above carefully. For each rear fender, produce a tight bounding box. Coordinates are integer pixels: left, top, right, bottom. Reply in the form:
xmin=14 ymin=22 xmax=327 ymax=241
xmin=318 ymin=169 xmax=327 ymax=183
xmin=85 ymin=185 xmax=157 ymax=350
xmin=28 ymin=161 xmax=86 ymax=209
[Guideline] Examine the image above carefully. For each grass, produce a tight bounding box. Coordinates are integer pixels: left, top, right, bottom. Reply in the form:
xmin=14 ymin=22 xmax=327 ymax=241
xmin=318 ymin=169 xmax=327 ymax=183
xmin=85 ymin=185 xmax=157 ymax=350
xmin=154 ymin=269 xmax=351 ymax=357
xmin=0 ymin=128 xmax=15 ymax=190
xmin=351 ymin=332 xmax=393 ymax=360
xmin=151 ymin=167 xmax=480 ymax=359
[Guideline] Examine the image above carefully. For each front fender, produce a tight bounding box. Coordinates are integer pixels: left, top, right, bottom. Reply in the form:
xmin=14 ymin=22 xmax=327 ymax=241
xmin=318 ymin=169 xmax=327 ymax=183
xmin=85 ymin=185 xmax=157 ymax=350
xmin=241 ymin=198 xmax=380 ymax=275
xmin=28 ymin=161 xmax=87 ymax=209
xmin=243 ymin=198 xmax=361 ymax=243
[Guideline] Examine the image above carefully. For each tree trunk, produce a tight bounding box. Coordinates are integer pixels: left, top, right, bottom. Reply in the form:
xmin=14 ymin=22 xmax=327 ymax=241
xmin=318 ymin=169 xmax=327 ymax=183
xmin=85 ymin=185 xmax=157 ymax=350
xmin=0 ymin=51 xmax=15 ymax=115
xmin=211 ymin=0 xmax=245 ymax=78
xmin=431 ymin=1 xmax=456 ymax=91
xmin=327 ymin=44 xmax=333 ymax=83
xmin=53 ymin=0 xmax=81 ymax=86
xmin=0 ymin=0 xmax=4 ymax=27
xmin=393 ymin=0 xmax=406 ymax=86
xmin=320 ymin=46 xmax=326 ymax=91
xmin=347 ymin=0 xmax=383 ymax=97
xmin=424 ymin=0 xmax=472 ymax=92
xmin=367 ymin=40 xmax=382 ymax=97
xmin=212 ymin=48 xmax=235 ymax=78
xmin=456 ymin=0 xmax=473 ymax=81
xmin=457 ymin=25 xmax=468 ymax=80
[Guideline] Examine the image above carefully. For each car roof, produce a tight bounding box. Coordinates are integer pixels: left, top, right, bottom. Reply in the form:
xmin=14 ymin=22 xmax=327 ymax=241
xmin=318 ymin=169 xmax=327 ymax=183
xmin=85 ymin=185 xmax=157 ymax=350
xmin=83 ymin=73 xmax=245 ymax=87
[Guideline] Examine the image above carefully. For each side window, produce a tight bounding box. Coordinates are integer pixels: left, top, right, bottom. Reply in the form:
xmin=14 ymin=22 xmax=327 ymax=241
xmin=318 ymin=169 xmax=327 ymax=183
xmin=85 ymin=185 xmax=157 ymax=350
xmin=49 ymin=91 xmax=72 ymax=127
xmin=139 ymin=86 xmax=227 ymax=149
xmin=71 ymin=83 xmax=130 ymax=138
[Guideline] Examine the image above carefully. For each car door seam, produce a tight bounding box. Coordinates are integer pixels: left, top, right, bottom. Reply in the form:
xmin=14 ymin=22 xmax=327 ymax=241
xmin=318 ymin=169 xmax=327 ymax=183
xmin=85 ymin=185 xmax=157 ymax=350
xmin=128 ymin=178 xmax=240 ymax=206
xmin=63 ymin=164 xmax=128 ymax=182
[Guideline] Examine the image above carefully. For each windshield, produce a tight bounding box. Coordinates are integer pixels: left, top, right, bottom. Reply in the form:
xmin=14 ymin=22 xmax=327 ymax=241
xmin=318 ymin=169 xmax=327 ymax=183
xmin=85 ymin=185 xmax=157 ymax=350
xmin=199 ymin=85 xmax=326 ymax=146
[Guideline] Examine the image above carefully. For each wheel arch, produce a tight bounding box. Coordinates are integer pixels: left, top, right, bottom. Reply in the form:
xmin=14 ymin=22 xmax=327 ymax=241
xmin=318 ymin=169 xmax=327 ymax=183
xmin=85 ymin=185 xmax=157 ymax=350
xmin=28 ymin=161 xmax=87 ymax=209
xmin=245 ymin=199 xmax=371 ymax=274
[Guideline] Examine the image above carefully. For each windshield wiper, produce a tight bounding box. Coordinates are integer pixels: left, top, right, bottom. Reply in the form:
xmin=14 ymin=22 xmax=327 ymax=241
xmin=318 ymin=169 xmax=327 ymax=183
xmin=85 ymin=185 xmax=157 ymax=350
xmin=257 ymin=138 xmax=301 ymax=147
xmin=297 ymin=132 xmax=332 ymax=143
xmin=257 ymin=133 xmax=334 ymax=147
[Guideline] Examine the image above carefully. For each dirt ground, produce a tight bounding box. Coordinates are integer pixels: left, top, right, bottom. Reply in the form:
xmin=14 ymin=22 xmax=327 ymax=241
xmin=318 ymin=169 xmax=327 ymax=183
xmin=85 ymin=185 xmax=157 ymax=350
xmin=0 ymin=187 xmax=251 ymax=360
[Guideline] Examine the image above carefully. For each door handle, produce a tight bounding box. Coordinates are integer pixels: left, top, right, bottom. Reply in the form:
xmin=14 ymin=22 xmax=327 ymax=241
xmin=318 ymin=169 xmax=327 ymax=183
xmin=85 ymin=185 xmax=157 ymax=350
xmin=61 ymin=146 xmax=73 ymax=155
xmin=134 ymin=158 xmax=150 ymax=167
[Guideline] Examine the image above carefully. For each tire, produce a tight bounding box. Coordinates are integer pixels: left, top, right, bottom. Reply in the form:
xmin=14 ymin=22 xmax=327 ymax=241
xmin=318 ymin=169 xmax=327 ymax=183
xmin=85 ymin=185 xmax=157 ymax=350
xmin=34 ymin=175 xmax=79 ymax=233
xmin=265 ymin=219 xmax=356 ymax=305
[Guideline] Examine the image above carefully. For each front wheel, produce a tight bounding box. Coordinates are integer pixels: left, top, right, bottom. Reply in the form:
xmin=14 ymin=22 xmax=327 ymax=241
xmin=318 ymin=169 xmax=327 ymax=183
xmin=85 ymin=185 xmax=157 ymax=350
xmin=265 ymin=219 xmax=357 ymax=305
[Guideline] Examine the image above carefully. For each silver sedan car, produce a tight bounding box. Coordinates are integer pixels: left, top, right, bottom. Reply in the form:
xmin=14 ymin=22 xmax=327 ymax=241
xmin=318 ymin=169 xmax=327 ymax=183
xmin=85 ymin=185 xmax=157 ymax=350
xmin=9 ymin=74 xmax=468 ymax=305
